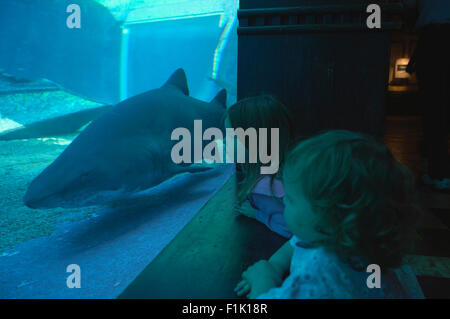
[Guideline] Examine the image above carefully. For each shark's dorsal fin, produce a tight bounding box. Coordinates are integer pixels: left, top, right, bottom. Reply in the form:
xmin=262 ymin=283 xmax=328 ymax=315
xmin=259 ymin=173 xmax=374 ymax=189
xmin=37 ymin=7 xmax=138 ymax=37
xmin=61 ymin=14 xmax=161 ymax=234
xmin=163 ymin=68 xmax=189 ymax=96
xmin=210 ymin=89 xmax=227 ymax=108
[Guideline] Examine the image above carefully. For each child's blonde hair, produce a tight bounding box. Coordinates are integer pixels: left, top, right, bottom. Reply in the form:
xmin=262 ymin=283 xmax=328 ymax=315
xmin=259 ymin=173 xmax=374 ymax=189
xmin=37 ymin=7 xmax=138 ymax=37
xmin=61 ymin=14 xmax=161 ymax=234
xmin=283 ymin=130 xmax=423 ymax=269
xmin=226 ymin=95 xmax=293 ymax=204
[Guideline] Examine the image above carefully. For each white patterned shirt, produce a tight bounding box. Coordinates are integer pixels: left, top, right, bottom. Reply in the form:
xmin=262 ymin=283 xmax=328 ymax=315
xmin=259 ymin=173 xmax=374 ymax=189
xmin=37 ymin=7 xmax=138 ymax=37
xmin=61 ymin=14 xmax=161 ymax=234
xmin=257 ymin=236 xmax=424 ymax=299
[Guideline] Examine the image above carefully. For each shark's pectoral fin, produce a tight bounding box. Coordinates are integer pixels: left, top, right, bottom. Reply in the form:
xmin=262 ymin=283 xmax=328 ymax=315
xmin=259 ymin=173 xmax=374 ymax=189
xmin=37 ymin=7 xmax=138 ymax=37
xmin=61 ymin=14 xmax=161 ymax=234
xmin=163 ymin=68 xmax=189 ymax=96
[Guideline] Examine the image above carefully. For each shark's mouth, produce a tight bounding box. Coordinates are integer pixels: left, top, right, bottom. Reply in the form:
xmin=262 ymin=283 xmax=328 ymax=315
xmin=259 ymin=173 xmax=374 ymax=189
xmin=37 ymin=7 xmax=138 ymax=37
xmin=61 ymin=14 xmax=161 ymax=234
xmin=60 ymin=188 xmax=131 ymax=208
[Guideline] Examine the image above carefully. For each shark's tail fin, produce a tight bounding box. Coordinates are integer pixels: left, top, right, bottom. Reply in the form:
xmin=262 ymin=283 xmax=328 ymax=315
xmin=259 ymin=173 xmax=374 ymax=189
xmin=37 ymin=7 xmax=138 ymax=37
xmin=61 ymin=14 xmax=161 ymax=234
xmin=163 ymin=68 xmax=189 ymax=96
xmin=210 ymin=89 xmax=227 ymax=108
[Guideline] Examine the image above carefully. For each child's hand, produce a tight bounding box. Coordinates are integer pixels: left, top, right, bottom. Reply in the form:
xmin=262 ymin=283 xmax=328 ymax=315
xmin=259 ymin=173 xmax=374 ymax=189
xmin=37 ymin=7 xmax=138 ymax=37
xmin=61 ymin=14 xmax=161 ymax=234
xmin=235 ymin=200 xmax=258 ymax=219
xmin=234 ymin=279 xmax=251 ymax=297
xmin=234 ymin=260 xmax=283 ymax=299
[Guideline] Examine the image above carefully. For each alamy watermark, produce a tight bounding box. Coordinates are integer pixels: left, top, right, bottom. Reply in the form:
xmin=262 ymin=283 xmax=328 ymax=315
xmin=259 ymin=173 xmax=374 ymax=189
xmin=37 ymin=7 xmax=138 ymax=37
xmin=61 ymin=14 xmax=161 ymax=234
xmin=366 ymin=264 xmax=381 ymax=289
xmin=66 ymin=4 xmax=81 ymax=29
xmin=66 ymin=264 xmax=81 ymax=288
xmin=171 ymin=120 xmax=280 ymax=174
xmin=366 ymin=4 xmax=382 ymax=29
xmin=65 ymin=3 xmax=381 ymax=30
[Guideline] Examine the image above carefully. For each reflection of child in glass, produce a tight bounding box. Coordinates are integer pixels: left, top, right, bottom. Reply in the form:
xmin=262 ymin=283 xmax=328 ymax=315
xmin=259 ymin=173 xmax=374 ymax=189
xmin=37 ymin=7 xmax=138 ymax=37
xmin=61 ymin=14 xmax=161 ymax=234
xmin=225 ymin=95 xmax=294 ymax=239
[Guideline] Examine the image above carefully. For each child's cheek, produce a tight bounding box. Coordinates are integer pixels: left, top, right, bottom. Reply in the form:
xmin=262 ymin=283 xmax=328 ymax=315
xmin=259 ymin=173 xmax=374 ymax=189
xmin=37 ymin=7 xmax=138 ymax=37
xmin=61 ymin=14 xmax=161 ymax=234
xmin=284 ymin=206 xmax=302 ymax=236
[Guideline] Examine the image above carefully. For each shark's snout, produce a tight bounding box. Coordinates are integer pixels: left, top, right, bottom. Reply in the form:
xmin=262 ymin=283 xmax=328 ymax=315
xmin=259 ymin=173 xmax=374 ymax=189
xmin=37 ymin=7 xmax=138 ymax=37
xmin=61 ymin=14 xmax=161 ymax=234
xmin=23 ymin=197 xmax=37 ymax=209
xmin=23 ymin=194 xmax=46 ymax=209
xmin=23 ymin=177 xmax=89 ymax=209
xmin=23 ymin=177 xmax=59 ymax=209
xmin=22 ymin=156 xmax=82 ymax=209
xmin=23 ymin=156 xmax=125 ymax=209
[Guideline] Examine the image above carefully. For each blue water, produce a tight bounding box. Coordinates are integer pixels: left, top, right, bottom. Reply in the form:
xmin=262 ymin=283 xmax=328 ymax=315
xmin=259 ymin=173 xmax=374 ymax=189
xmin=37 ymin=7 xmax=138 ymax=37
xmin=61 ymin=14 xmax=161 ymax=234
xmin=0 ymin=0 xmax=238 ymax=298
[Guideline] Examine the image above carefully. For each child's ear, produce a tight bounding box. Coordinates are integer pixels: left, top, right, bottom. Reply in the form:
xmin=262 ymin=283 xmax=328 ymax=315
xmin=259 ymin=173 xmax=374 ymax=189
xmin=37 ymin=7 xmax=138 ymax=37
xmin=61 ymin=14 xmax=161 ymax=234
xmin=314 ymin=220 xmax=333 ymax=237
xmin=210 ymin=89 xmax=227 ymax=108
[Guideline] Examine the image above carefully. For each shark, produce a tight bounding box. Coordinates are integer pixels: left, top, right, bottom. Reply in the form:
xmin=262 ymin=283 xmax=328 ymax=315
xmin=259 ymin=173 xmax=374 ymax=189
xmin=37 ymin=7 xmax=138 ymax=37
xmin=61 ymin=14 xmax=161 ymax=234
xmin=23 ymin=69 xmax=227 ymax=209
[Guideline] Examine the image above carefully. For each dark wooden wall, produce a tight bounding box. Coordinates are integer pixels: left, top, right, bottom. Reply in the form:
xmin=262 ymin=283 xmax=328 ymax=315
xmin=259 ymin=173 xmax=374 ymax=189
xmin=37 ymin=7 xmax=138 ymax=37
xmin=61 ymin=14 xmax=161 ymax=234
xmin=237 ymin=0 xmax=403 ymax=138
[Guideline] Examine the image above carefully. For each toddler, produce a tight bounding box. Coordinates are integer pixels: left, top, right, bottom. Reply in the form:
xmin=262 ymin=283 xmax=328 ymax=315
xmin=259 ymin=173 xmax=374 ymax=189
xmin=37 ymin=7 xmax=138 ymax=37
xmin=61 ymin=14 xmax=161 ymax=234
xmin=235 ymin=130 xmax=424 ymax=299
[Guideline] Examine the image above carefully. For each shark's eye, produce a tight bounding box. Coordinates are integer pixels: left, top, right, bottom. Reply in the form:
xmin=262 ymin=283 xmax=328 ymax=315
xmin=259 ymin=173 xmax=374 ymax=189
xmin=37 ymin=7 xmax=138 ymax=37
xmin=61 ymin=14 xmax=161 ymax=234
xmin=80 ymin=172 xmax=92 ymax=180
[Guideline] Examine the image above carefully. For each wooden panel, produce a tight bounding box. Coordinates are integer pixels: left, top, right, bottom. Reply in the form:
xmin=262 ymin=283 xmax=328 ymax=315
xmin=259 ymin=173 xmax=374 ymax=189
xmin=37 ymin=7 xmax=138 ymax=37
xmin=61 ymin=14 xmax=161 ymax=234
xmin=239 ymin=0 xmax=376 ymax=10
xmin=237 ymin=0 xmax=402 ymax=138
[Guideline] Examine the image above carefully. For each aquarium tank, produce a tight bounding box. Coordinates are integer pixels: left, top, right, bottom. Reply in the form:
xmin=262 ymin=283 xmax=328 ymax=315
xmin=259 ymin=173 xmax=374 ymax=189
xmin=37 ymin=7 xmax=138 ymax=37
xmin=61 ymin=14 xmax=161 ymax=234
xmin=0 ymin=0 xmax=238 ymax=299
